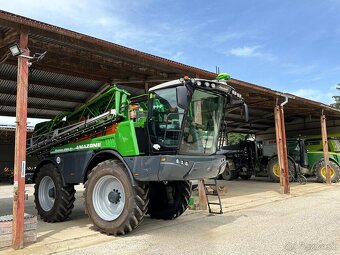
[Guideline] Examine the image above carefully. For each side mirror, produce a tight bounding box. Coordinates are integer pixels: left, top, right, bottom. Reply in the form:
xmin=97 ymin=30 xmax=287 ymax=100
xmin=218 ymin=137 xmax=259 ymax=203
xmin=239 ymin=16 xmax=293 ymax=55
xmin=176 ymin=86 xmax=189 ymax=109
xmin=243 ymin=103 xmax=249 ymax=122
xmin=230 ymin=98 xmax=248 ymax=122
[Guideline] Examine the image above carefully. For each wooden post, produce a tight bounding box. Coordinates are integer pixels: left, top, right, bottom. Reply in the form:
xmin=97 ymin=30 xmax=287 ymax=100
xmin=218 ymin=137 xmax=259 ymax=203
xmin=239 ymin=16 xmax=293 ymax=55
xmin=280 ymin=106 xmax=290 ymax=194
xmin=144 ymin=82 xmax=149 ymax=94
xmin=12 ymin=30 xmax=29 ymax=250
xmin=274 ymin=105 xmax=290 ymax=194
xmin=198 ymin=179 xmax=207 ymax=210
xmin=274 ymin=106 xmax=284 ymax=192
xmin=321 ymin=114 xmax=331 ymax=184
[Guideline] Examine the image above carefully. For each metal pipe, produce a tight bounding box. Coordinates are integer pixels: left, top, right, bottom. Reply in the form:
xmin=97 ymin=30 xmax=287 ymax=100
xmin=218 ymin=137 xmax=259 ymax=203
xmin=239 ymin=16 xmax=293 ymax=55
xmin=280 ymin=96 xmax=289 ymax=107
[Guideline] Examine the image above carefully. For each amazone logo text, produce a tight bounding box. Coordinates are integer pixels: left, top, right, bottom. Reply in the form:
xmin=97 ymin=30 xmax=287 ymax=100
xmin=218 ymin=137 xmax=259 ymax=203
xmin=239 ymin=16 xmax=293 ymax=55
xmin=76 ymin=143 xmax=101 ymax=150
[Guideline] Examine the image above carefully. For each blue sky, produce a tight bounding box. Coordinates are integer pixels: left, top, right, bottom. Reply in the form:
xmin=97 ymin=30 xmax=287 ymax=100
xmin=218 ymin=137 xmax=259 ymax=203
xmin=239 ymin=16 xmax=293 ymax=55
xmin=0 ymin=0 xmax=340 ymax=125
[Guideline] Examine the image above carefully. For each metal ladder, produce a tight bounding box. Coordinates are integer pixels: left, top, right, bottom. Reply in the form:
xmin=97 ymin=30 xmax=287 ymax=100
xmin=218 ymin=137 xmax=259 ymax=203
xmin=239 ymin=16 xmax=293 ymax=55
xmin=202 ymin=179 xmax=223 ymax=214
xmin=26 ymin=110 xmax=118 ymax=156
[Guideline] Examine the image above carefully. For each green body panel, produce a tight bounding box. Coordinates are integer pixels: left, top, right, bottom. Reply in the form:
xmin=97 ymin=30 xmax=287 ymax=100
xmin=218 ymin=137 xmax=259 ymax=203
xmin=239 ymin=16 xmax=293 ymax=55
xmin=307 ymin=151 xmax=340 ymax=169
xmin=50 ymin=120 xmax=140 ymax=157
xmin=114 ymin=120 xmax=140 ymax=156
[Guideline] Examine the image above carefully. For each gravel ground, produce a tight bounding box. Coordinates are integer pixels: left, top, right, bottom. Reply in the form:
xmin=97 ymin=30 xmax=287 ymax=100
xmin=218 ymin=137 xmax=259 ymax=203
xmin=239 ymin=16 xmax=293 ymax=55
xmin=55 ymin=187 xmax=340 ymax=255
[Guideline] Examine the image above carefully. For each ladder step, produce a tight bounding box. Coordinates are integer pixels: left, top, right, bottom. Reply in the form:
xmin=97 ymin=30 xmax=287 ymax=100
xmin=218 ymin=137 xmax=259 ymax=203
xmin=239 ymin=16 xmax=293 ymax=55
xmin=201 ymin=179 xmax=223 ymax=215
xmin=209 ymin=211 xmax=223 ymax=215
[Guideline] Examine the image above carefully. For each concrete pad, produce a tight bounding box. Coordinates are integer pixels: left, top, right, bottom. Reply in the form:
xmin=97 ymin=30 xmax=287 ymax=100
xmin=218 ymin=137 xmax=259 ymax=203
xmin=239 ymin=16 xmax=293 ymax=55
xmin=0 ymin=179 xmax=338 ymax=254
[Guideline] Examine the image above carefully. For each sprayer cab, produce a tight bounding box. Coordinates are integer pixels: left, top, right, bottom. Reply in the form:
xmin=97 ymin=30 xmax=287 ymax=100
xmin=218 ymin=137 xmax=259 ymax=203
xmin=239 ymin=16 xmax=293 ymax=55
xmin=147 ymin=75 xmax=248 ymax=156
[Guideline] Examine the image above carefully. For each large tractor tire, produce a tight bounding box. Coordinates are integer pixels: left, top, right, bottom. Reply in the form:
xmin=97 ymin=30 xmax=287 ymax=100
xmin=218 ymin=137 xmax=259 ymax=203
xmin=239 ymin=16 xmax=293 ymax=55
xmin=315 ymin=160 xmax=340 ymax=183
xmin=267 ymin=157 xmax=295 ymax=182
xmin=84 ymin=160 xmax=149 ymax=236
xmin=148 ymin=181 xmax=191 ymax=220
xmin=220 ymin=165 xmax=238 ymax=181
xmin=34 ymin=164 xmax=76 ymax=222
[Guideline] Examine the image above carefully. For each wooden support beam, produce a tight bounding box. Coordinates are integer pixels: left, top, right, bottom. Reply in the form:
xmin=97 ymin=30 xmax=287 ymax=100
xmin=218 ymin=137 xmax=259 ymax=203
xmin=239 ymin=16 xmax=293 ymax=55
xmin=280 ymin=106 xmax=290 ymax=193
xmin=28 ymin=35 xmax=177 ymax=76
xmin=198 ymin=179 xmax=207 ymax=210
xmin=144 ymin=82 xmax=149 ymax=94
xmin=12 ymin=30 xmax=29 ymax=250
xmin=29 ymin=38 xmax=168 ymax=78
xmin=321 ymin=114 xmax=331 ymax=184
xmin=274 ymin=105 xmax=290 ymax=194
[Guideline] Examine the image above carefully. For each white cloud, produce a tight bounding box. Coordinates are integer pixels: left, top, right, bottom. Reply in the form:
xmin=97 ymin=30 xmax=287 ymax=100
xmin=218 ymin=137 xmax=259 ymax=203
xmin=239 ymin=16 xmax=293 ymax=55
xmin=282 ymin=64 xmax=318 ymax=75
xmin=289 ymin=87 xmax=337 ymax=105
xmin=170 ymin=51 xmax=184 ymax=61
xmin=229 ymin=45 xmax=262 ymax=57
xmin=228 ymin=45 xmax=275 ymax=61
xmin=212 ymin=32 xmax=246 ymax=45
xmin=290 ymin=88 xmax=320 ymax=99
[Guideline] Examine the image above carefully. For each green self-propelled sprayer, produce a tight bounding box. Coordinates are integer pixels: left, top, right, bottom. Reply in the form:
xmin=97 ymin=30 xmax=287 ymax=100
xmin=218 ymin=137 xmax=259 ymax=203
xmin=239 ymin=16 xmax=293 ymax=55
xmin=27 ymin=74 xmax=247 ymax=235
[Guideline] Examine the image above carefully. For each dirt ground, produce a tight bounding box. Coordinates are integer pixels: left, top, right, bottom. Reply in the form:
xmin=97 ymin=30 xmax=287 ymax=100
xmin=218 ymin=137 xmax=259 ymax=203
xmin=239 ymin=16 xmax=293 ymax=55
xmin=0 ymin=178 xmax=339 ymax=254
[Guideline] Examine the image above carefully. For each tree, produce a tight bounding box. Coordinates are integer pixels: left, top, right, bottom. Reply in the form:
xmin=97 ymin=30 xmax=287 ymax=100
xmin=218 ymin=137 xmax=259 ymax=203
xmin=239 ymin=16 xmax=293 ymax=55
xmin=332 ymin=84 xmax=340 ymax=109
xmin=227 ymin=132 xmax=250 ymax=145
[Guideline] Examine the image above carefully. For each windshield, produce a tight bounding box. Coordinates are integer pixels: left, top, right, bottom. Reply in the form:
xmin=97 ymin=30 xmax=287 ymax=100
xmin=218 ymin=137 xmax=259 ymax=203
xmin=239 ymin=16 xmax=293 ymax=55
xmin=287 ymin=140 xmax=301 ymax=161
xmin=330 ymin=139 xmax=340 ymax=152
xmin=179 ymin=90 xmax=224 ymax=155
xmin=148 ymin=87 xmax=185 ymax=152
xmin=306 ymin=138 xmax=340 ymax=152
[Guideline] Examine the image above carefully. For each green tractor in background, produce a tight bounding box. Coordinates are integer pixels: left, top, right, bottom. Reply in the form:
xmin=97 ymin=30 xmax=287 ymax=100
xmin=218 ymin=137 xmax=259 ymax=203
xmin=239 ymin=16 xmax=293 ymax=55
xmin=265 ymin=137 xmax=340 ymax=183
xmin=220 ymin=136 xmax=340 ymax=183
xmin=304 ymin=136 xmax=340 ymax=182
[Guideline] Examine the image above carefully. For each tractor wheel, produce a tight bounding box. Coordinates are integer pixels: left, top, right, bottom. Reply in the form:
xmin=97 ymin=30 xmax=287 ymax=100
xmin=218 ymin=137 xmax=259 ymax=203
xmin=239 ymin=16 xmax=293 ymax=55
xmin=148 ymin=181 xmax=191 ymax=220
xmin=220 ymin=165 xmax=238 ymax=181
xmin=267 ymin=157 xmax=295 ymax=182
xmin=84 ymin=160 xmax=149 ymax=235
xmin=315 ymin=160 xmax=340 ymax=183
xmin=34 ymin=164 xmax=75 ymax=222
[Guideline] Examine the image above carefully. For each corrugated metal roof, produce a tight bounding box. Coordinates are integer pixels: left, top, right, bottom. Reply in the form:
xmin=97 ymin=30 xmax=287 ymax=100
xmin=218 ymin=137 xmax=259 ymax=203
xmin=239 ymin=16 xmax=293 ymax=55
xmin=29 ymin=68 xmax=102 ymax=90
xmin=0 ymin=63 xmax=103 ymax=118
